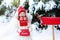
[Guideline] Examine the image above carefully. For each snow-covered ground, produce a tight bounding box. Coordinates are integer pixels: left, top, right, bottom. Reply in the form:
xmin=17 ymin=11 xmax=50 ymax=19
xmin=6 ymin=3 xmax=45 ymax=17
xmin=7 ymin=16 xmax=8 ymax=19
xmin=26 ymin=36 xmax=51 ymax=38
xmin=0 ymin=16 xmax=60 ymax=40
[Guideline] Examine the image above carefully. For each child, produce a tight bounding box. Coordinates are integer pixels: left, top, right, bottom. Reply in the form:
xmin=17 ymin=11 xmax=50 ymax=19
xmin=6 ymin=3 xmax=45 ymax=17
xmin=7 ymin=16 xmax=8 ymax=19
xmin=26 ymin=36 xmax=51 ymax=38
xmin=17 ymin=6 xmax=32 ymax=40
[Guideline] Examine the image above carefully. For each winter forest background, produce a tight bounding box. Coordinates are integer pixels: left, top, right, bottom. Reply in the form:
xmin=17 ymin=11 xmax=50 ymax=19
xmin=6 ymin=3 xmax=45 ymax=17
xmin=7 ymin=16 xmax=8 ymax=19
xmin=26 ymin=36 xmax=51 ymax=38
xmin=0 ymin=0 xmax=60 ymax=40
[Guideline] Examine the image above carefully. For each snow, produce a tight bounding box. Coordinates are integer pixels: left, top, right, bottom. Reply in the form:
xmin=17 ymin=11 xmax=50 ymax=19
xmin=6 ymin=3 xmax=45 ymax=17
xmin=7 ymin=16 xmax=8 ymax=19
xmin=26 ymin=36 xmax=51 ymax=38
xmin=0 ymin=8 xmax=60 ymax=40
xmin=0 ymin=16 xmax=8 ymax=23
xmin=0 ymin=16 xmax=60 ymax=40
xmin=2 ymin=0 xmax=13 ymax=8
xmin=29 ymin=0 xmax=35 ymax=6
xmin=0 ymin=0 xmax=60 ymax=40
xmin=0 ymin=13 xmax=60 ymax=40
xmin=45 ymin=1 xmax=57 ymax=11
xmin=20 ymin=0 xmax=25 ymax=6
xmin=36 ymin=1 xmax=45 ymax=10
xmin=34 ymin=1 xmax=45 ymax=14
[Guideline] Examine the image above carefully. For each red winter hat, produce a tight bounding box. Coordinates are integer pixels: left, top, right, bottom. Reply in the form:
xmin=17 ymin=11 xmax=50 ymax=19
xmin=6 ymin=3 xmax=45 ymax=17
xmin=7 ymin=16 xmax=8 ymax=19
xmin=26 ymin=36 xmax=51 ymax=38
xmin=18 ymin=6 xmax=26 ymax=15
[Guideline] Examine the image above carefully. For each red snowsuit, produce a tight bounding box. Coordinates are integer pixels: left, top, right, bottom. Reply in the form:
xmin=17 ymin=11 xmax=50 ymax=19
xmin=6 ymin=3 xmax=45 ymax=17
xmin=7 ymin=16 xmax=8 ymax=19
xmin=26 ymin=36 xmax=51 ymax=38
xmin=18 ymin=6 xmax=30 ymax=36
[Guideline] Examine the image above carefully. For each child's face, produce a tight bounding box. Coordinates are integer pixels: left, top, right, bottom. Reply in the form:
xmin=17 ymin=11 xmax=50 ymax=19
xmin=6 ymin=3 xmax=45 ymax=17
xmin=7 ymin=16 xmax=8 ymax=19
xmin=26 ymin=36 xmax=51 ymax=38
xmin=19 ymin=12 xmax=26 ymax=17
xmin=19 ymin=12 xmax=27 ymax=20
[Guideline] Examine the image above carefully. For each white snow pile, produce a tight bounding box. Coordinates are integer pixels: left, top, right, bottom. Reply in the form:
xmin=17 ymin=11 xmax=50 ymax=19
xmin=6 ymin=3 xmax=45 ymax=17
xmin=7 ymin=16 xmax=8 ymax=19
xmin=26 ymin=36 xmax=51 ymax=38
xmin=29 ymin=0 xmax=57 ymax=14
xmin=45 ymin=1 xmax=57 ymax=11
xmin=0 ymin=18 xmax=60 ymax=40
xmin=2 ymin=0 xmax=13 ymax=8
xmin=35 ymin=1 xmax=45 ymax=10
xmin=0 ymin=15 xmax=8 ymax=23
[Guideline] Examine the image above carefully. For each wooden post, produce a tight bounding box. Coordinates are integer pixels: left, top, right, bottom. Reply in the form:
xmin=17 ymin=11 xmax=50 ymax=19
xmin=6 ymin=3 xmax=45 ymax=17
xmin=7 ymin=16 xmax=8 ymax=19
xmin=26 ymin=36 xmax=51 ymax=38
xmin=52 ymin=25 xmax=55 ymax=40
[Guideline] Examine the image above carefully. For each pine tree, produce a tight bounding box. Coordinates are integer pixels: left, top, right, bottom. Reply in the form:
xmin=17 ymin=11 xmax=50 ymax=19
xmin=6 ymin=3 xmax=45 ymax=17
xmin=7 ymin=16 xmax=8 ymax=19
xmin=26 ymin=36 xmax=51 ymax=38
xmin=0 ymin=0 xmax=2 ymax=4
xmin=24 ymin=2 xmax=29 ymax=10
xmin=0 ymin=0 xmax=6 ymax=16
xmin=0 ymin=6 xmax=6 ymax=16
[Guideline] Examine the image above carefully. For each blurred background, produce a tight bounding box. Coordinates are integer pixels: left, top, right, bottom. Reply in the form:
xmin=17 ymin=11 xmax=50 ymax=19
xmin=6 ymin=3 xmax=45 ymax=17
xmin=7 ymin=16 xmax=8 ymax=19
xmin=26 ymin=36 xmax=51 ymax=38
xmin=0 ymin=0 xmax=60 ymax=40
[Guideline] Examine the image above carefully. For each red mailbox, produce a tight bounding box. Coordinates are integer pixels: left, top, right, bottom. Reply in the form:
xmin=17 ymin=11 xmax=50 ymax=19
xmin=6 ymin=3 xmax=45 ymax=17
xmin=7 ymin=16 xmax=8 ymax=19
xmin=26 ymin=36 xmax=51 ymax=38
xmin=41 ymin=17 xmax=60 ymax=25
